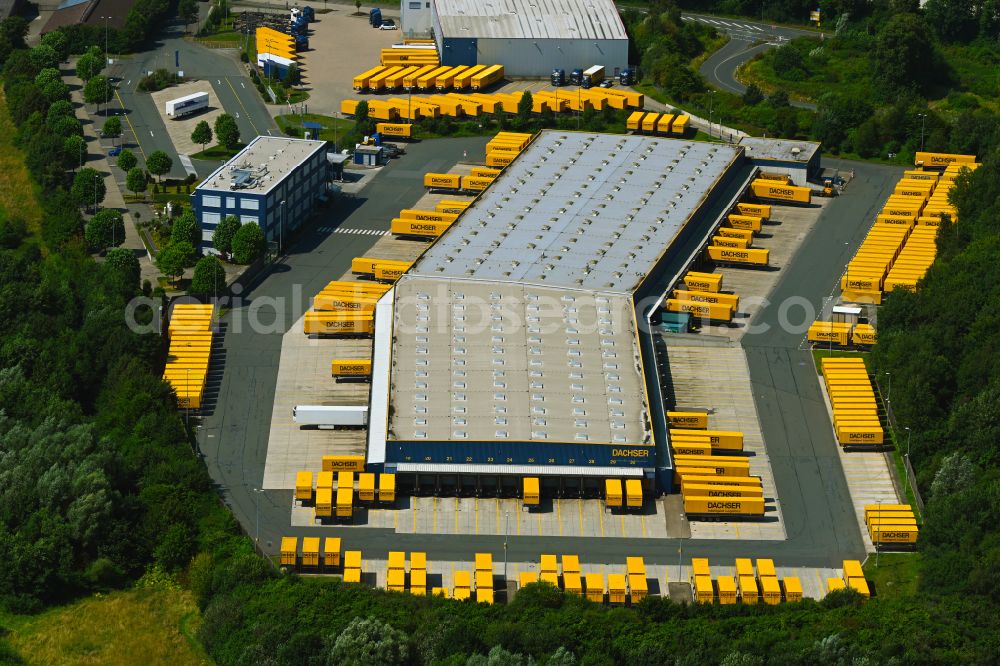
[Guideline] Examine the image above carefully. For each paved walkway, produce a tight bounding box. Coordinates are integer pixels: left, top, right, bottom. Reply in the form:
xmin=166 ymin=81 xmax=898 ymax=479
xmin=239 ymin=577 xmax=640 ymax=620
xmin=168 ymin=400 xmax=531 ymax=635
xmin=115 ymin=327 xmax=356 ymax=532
xmin=66 ymin=60 xmax=161 ymax=287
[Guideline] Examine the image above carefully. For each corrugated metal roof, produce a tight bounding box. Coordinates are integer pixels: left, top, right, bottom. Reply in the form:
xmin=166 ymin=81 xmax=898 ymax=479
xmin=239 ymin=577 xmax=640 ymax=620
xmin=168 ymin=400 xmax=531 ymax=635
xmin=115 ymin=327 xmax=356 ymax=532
xmin=395 ymin=462 xmax=645 ymax=476
xmin=410 ymin=132 xmax=741 ymax=293
xmin=738 ymin=137 xmax=820 ymax=164
xmin=435 ymin=0 xmax=628 ymax=41
xmin=366 ymin=288 xmax=396 ymax=465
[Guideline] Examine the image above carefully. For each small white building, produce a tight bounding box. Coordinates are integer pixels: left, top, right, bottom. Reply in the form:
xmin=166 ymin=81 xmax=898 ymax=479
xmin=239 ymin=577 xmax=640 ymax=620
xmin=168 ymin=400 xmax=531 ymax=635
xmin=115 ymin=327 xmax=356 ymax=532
xmin=738 ymin=137 xmax=822 ymax=187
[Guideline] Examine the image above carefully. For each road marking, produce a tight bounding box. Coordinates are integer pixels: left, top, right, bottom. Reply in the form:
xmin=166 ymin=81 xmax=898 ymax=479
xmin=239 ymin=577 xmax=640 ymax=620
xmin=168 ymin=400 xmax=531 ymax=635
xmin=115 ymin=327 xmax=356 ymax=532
xmin=217 ymin=79 xmax=221 ymax=84
xmin=225 ymin=77 xmax=259 ymax=135
xmin=149 ymin=130 xmax=154 ymax=137
xmin=640 ymin=512 xmax=647 ymax=538
xmin=178 ymin=154 xmax=197 ymax=177
xmin=495 ymin=497 xmax=500 ymax=535
xmin=578 ymin=499 xmax=584 ymax=535
xmin=235 ymin=112 xmax=240 ymax=119
xmin=536 ymin=510 xmax=541 ymax=535
xmin=454 ymin=499 xmax=459 ymax=534
xmin=599 ymin=506 xmax=605 ymax=537
xmin=114 ymin=90 xmax=146 ymax=161
xmin=393 ymin=508 xmax=398 ymax=532
xmin=474 ymin=497 xmax=479 ymax=534
xmin=412 ymin=497 xmax=417 ymax=532
xmin=433 ymin=496 xmax=438 ymax=533
xmin=241 ymin=82 xmax=245 ymax=88
xmin=556 ymin=499 xmax=563 ymax=536
xmin=749 ymin=24 xmax=765 ymax=31
xmin=620 ymin=512 xmax=625 ymax=537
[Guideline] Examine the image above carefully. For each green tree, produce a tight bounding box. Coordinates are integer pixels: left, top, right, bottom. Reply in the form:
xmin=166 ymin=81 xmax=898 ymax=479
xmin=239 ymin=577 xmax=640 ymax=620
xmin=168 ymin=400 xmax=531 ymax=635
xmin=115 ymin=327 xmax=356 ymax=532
xmin=211 ymin=215 xmax=240 ymax=258
xmin=63 ymin=134 xmax=87 ymax=170
xmin=84 ymin=209 xmax=125 ymax=251
xmin=29 ymin=44 xmax=58 ymax=70
xmin=171 ymin=210 xmax=200 ymax=246
xmin=190 ymin=256 xmax=227 ymax=296
xmin=179 ymin=0 xmax=199 ymax=32
xmin=768 ymin=89 xmax=791 ymax=108
xmin=283 ymin=63 xmax=299 ymax=86
xmin=116 ymin=148 xmax=138 ymax=173
xmin=34 ymin=67 xmax=60 ymax=89
xmin=873 ymin=13 xmax=942 ymax=97
xmin=39 ymin=78 xmax=70 ymax=103
xmin=83 ymin=75 xmax=114 ymax=106
xmin=75 ymin=52 xmax=104 ymax=82
xmin=40 ymin=30 xmax=70 ymax=61
xmin=71 ymin=167 xmax=106 ymax=210
xmin=214 ymin=113 xmax=240 ymax=148
xmin=191 ymin=120 xmax=212 ymax=152
xmin=126 ymin=166 xmax=147 ymax=198
xmin=355 ymin=0 xmax=362 ymax=14
xmin=325 ymin=617 xmax=409 ymax=666
xmin=516 ymin=90 xmax=534 ymax=127
xmin=353 ymin=100 xmax=374 ymax=136
xmin=105 ymin=247 xmax=141 ymax=286
xmin=146 ymin=150 xmax=173 ymax=182
xmin=156 ymin=241 xmax=195 ymax=281
xmin=743 ymin=83 xmax=765 ymax=106
xmin=102 ymin=116 xmax=122 ymax=145
xmin=46 ymin=100 xmax=75 ymax=126
xmin=230 ymin=221 xmax=265 ymax=264
xmin=772 ymin=44 xmax=807 ymax=80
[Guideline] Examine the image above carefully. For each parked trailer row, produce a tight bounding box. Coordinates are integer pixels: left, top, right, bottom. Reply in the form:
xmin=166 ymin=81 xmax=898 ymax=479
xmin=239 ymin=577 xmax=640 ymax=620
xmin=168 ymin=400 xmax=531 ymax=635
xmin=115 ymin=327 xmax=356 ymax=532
xmin=807 ymin=321 xmax=877 ymax=347
xmin=820 ymin=357 xmax=884 ymax=446
xmin=626 ymin=111 xmax=690 ymax=136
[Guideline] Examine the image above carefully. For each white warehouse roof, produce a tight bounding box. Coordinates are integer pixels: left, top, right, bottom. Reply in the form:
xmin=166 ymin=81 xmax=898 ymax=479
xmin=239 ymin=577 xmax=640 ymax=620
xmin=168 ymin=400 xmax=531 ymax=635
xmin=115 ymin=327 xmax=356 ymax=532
xmin=196 ymin=136 xmax=326 ymax=195
xmin=434 ymin=0 xmax=628 ymax=41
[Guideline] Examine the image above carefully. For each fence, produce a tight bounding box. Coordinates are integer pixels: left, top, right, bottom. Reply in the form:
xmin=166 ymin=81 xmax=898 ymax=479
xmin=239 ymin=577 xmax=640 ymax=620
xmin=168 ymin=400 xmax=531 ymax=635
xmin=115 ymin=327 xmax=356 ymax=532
xmin=874 ymin=375 xmax=926 ymax=515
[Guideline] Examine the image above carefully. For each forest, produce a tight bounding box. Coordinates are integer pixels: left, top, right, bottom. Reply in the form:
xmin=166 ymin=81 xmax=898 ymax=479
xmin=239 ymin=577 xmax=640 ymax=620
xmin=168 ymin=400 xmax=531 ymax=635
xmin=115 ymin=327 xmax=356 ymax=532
xmin=0 ymin=7 xmax=998 ymax=665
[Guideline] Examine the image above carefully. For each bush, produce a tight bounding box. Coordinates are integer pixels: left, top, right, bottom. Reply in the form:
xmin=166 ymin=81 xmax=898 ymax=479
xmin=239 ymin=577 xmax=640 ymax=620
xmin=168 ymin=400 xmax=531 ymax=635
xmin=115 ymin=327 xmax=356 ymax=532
xmin=104 ymin=247 xmax=141 ymax=287
xmin=211 ymin=215 xmax=240 ymax=257
xmin=230 ymin=221 xmax=265 ymax=264
xmin=170 ymin=210 xmax=200 ymax=247
xmin=137 ymin=68 xmax=181 ymax=93
xmin=189 ymin=255 xmax=227 ymax=295
xmin=84 ymin=209 xmax=125 ymax=251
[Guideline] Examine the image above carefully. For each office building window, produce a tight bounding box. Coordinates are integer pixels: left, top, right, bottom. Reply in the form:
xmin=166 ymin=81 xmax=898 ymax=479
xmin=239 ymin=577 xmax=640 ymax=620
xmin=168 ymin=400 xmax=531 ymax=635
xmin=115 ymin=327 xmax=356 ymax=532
xmin=202 ymin=195 xmax=221 ymax=208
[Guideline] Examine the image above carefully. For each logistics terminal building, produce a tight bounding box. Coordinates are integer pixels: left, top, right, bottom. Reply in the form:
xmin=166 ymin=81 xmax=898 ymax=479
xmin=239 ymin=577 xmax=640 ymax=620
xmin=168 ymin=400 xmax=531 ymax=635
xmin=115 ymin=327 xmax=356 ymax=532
xmin=368 ymin=131 xmax=760 ymax=496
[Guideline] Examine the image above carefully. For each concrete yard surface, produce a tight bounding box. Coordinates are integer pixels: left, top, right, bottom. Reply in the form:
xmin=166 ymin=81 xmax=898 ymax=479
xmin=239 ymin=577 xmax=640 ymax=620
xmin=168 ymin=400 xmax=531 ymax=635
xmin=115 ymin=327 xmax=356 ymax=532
xmin=149 ymin=81 xmax=226 ymax=156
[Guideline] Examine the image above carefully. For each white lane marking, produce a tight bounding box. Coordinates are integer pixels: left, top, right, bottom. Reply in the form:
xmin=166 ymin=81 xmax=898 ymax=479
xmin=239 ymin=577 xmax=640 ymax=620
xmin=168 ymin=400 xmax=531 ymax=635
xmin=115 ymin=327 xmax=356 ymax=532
xmin=749 ymin=24 xmax=765 ymax=31
xmin=149 ymin=130 xmax=154 ymax=137
xmin=241 ymin=82 xmax=246 ymax=88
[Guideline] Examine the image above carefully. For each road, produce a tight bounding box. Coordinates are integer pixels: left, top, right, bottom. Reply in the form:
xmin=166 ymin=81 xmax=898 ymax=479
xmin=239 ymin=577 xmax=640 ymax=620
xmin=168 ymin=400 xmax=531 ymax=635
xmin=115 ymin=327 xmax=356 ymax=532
xmin=683 ymin=12 xmax=820 ymax=110
xmin=195 ymin=140 xmax=902 ymax=569
xmin=109 ymin=19 xmax=277 ymax=179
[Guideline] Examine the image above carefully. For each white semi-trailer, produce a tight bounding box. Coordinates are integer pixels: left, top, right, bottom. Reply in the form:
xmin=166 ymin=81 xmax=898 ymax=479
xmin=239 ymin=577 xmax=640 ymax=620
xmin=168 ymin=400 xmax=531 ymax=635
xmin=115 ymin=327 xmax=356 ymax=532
xmin=165 ymin=92 xmax=209 ymax=118
xmin=293 ymin=405 xmax=369 ymax=428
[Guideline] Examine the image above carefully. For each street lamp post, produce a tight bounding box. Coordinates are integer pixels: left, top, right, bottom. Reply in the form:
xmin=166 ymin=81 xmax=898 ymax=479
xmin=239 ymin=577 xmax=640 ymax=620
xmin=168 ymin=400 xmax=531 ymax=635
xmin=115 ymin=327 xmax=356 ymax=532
xmin=252 ymin=487 xmax=262 ymax=548
xmin=885 ymin=372 xmax=891 ymax=403
xmin=503 ymin=511 xmax=509 ymax=584
xmin=905 ymin=426 xmax=911 ymax=457
xmin=918 ymin=113 xmax=927 ymax=153
xmin=279 ymin=199 xmax=286 ymax=254
xmin=708 ymin=91 xmax=716 ymax=138
xmin=94 ymin=173 xmax=100 ymax=212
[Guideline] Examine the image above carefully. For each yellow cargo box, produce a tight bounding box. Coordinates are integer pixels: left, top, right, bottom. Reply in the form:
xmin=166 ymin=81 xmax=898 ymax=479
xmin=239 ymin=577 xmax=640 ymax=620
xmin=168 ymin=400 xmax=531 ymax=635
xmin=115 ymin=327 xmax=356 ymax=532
xmin=716 ymin=575 xmax=737 ymax=604
xmin=682 ymin=483 xmax=763 ymax=498
xmin=656 ymin=114 xmax=675 ymax=134
xmin=683 ymin=272 xmax=723 ymax=292
xmin=914 ymin=151 xmax=976 ymax=168
xmin=739 ymin=575 xmax=759 ymax=604
xmin=605 ymin=478 xmax=623 ymax=507
xmin=707 ymin=246 xmax=770 ymax=266
xmin=564 ymin=573 xmax=583 ymax=596
xmin=436 ymin=199 xmax=471 ymax=213
xmin=410 ymin=568 xmax=427 ymax=595
xmin=470 ymin=167 xmax=501 ymax=178
xmin=876 ymin=214 xmax=916 ymax=225
xmin=667 ymin=411 xmax=708 ymax=429
xmin=727 ymin=214 xmax=764 ymax=232
xmin=303 ymin=314 xmax=373 ymax=336
xmin=750 ymin=181 xmax=812 ymax=203
xmin=716 ymin=227 xmax=755 ymax=242
xmin=280 ymin=537 xmax=297 ymax=566
xmin=628 ymin=573 xmax=647 ymax=602
xmin=869 ymin=526 xmax=919 ymax=543
xmin=735 ymin=558 xmax=754 ymax=577
xmin=358 ymin=473 xmax=375 ymax=502
xmin=336 ymin=487 xmax=353 ymax=518
xmin=848 ymin=577 xmax=870 ymax=597
xmin=316 ymin=471 xmax=334 ymax=490
xmin=322 ymin=455 xmax=365 ymax=472
xmin=756 ymin=558 xmax=776 ymax=578
xmin=486 ymin=152 xmax=515 ymax=168
xmin=295 ymin=471 xmax=313 ymax=501
xmin=399 ymin=209 xmax=459 ymax=223
xmin=684 ymin=496 xmax=765 ymax=516
xmin=670 ymin=441 xmax=713 ymax=457
xmin=760 ymin=576 xmax=781 ymax=604
xmin=324 ymin=537 xmax=341 ymax=567
xmin=625 ymin=479 xmax=643 ymax=508
xmin=626 ymin=111 xmax=645 ymax=131
xmin=375 ymin=265 xmax=409 ymax=281
xmin=607 ymin=574 xmax=627 ymax=604
xmin=864 ymin=503 xmax=912 ymax=516
xmin=837 ymin=427 xmax=884 ymax=445
xmin=783 ymin=576 xmax=802 ymax=602
xmin=641 ymin=113 xmax=660 ymax=133
xmin=694 ymin=575 xmax=714 ymax=603
xmin=673 ymin=289 xmax=740 ymax=308
xmin=736 ymin=202 xmax=771 ymax=219
xmin=540 ymin=553 xmax=558 ymax=573
xmin=423 ymin=172 xmax=461 ymax=189
xmin=675 ymin=465 xmax=750 ymax=479
xmin=756 ymin=171 xmax=790 ymax=183
xmin=711 ymin=235 xmax=751 ymax=249
xmin=679 ymin=475 xmax=763 ymax=490
xmin=301 ymin=537 xmax=320 ymax=567
xmin=332 ymin=359 xmax=372 ymax=377
xmin=584 ymin=573 xmax=605 ymax=602
xmin=523 ymin=477 xmax=540 ymax=505
xmin=313 ymin=296 xmax=377 ymax=313
xmin=378 ymin=473 xmax=396 ymax=503
xmin=852 ymin=324 xmax=877 ymax=345
xmin=462 ymin=175 xmax=494 ymax=191
xmin=376 ymin=122 xmax=413 ymax=138
xmin=671 ymin=115 xmax=689 ymax=134
xmin=827 ymin=577 xmax=846 ymax=593
xmin=315 ymin=487 xmax=332 ymax=517
xmin=391 ymin=218 xmax=452 ymax=237
xmin=671 ymin=429 xmax=744 ymax=450
xmin=665 ymin=298 xmax=735 ymax=321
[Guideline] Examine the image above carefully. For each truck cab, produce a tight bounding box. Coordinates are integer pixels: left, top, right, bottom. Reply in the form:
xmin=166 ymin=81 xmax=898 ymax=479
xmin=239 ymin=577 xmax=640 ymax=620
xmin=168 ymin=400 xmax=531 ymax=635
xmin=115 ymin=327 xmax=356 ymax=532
xmin=619 ymin=68 xmax=634 ymax=86
xmin=551 ymin=68 xmax=565 ymax=86
xmin=569 ymin=68 xmax=583 ymax=86
xmin=369 ymin=8 xmax=382 ymax=27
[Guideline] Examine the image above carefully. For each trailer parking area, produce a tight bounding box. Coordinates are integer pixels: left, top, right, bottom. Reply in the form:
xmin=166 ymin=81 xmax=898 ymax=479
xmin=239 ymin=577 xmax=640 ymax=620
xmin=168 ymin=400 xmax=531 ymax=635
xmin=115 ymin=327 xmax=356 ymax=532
xmin=149 ymin=81 xmax=226 ymax=156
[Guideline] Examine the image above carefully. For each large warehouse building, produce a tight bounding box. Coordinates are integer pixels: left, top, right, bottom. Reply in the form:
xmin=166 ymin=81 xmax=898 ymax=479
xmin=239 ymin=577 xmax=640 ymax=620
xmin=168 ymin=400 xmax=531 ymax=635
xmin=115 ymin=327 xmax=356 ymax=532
xmin=367 ymin=131 xmax=761 ymax=497
xmin=402 ymin=0 xmax=630 ymax=77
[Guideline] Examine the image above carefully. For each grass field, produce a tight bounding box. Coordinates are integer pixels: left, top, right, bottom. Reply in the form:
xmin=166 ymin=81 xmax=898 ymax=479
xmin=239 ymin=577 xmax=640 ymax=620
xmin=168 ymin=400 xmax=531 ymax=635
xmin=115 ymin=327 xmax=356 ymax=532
xmin=811 ymin=348 xmax=872 ymax=374
xmin=864 ymin=552 xmax=921 ymax=600
xmin=0 ymin=90 xmax=43 ymax=238
xmin=1 ymin=585 xmax=212 ymax=665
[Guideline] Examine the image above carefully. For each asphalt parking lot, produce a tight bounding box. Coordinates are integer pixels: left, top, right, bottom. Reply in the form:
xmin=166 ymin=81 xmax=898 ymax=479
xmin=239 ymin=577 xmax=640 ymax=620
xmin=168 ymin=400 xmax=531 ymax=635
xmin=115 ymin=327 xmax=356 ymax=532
xmin=149 ymin=81 xmax=226 ymax=155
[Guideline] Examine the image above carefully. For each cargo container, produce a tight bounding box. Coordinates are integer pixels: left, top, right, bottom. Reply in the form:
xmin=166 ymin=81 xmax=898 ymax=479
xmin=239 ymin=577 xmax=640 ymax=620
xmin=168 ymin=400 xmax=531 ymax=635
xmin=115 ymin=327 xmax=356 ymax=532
xmin=343 ymin=550 xmax=362 ymax=570
xmin=540 ymin=554 xmax=557 ymax=573
xmin=838 ymin=427 xmax=884 ymax=445
xmin=357 ymin=472 xmax=375 ymax=502
xmin=386 ymin=568 xmax=406 ymax=592
xmin=869 ymin=526 xmax=918 ymax=543
xmin=665 ymin=298 xmax=735 ymax=321
xmin=376 ymin=122 xmax=413 ymax=138
xmin=739 ymin=575 xmax=759 ymax=603
xmin=628 ymin=573 xmax=647 ymax=602
xmin=294 ymin=404 xmax=368 ymax=427
xmin=683 ymin=271 xmax=723 ymax=292
xmin=486 ymin=153 xmax=515 ymax=168
xmin=914 ymin=152 xmax=976 ymax=169
xmin=670 ymin=429 xmax=744 ymax=450
xmin=558 ymin=572 xmax=579 ymax=596
xmin=471 ymin=167 xmax=501 ymax=178
xmin=626 ymin=111 xmax=645 ymax=131
xmin=736 ymin=202 xmax=771 ymax=219
xmin=625 ymin=479 xmax=643 ymax=508
xmin=672 ymin=115 xmax=689 ymax=135
xmin=848 ymin=577 xmax=870 ymax=597
xmin=783 ymin=576 xmax=802 ymax=602
xmin=673 ymin=289 xmax=740 ymax=308
xmin=436 ymin=65 xmax=469 ymax=90
xmin=462 ymin=175 xmax=494 ymax=192
xmin=523 ymin=477 xmax=540 ymax=506
xmin=300 ymin=537 xmax=320 ymax=567
xmin=315 ymin=487 xmax=332 ymax=517
xmin=863 ymin=503 xmax=912 ymax=517
xmin=735 ymin=558 xmax=754 ymax=578
xmin=656 ymin=114 xmax=675 ymax=135
xmin=454 ymin=64 xmax=487 ymax=89
xmin=605 ymin=478 xmax=623 ymax=507
xmin=706 ymin=246 xmax=770 ymax=266
xmin=402 ymin=64 xmax=436 ymax=90
xmin=410 ymin=568 xmax=427 ymax=595
xmin=694 ymin=575 xmax=714 ymax=603
xmin=295 ymin=471 xmax=313 ymax=501
xmin=378 ymin=473 xmax=396 ymax=502
xmin=679 ymin=474 xmax=763 ymax=490
xmin=760 ymin=576 xmax=781 ymax=604
xmin=313 ymin=296 xmax=377 ymax=313
xmin=757 ymin=171 xmax=791 ymax=183
xmin=280 ymin=536 xmax=297 ymax=566
xmin=391 ymin=218 xmax=452 ymax=238
xmin=423 ymin=172 xmax=462 ymax=190
xmin=608 ymin=574 xmax=627 ymax=604
xmin=336 ymin=487 xmax=353 ymax=519
xmin=715 ymin=576 xmax=737 ymax=604
xmin=667 ymin=411 xmax=708 ymax=429
xmin=322 ymin=455 xmax=365 ymax=472
xmin=368 ymin=66 xmax=405 ymax=93
xmin=711 ymin=235 xmax=751 ymax=249
xmin=471 ymin=64 xmax=504 ymax=90
xmin=808 ymin=322 xmax=852 ymax=346
xmin=303 ymin=314 xmax=374 ymax=336
xmin=375 ymin=265 xmax=409 ymax=281
xmin=400 ymin=208 xmax=459 ymax=223
xmin=682 ymin=483 xmax=762 ymax=498
xmin=165 ymin=92 xmax=209 ymax=118
xmin=671 ymin=441 xmax=713 ymax=456
xmin=641 ymin=113 xmax=659 ymax=133
xmin=826 ymin=577 xmax=845 ymax=593
xmin=436 ymin=199 xmax=471 ymax=213
xmin=684 ymin=496 xmax=764 ymax=516
xmin=691 ymin=557 xmax=711 ymax=579
xmin=584 ymin=573 xmax=605 ymax=602
xmin=520 ymin=571 xmax=539 ymax=587
xmin=716 ymin=227 xmax=755 ymax=242
xmin=331 ymin=359 xmax=372 ymax=378
xmin=675 ymin=464 xmax=750 ymax=479
xmin=750 ymin=181 xmax=812 ymax=204
xmin=852 ymin=324 xmax=877 ymax=346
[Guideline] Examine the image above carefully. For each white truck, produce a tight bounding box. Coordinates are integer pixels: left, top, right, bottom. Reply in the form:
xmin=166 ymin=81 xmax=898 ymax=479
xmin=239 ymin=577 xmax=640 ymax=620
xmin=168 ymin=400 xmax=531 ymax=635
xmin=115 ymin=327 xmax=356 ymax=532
xmin=581 ymin=65 xmax=605 ymax=89
xmin=165 ymin=92 xmax=209 ymax=118
xmin=293 ymin=405 xmax=369 ymax=428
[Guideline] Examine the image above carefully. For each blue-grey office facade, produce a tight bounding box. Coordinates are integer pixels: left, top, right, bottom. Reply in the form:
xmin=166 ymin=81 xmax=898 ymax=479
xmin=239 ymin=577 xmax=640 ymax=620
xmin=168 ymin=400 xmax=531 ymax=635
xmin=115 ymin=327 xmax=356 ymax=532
xmin=192 ymin=137 xmax=328 ymax=252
